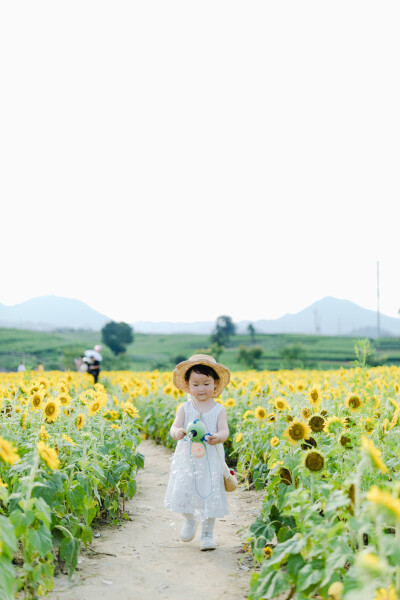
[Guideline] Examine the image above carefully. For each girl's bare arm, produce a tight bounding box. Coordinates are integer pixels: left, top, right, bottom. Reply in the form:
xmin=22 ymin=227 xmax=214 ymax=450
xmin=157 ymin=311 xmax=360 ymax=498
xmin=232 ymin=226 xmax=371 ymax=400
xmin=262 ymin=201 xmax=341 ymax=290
xmin=207 ymin=407 xmax=229 ymax=445
xmin=170 ymin=404 xmax=186 ymax=440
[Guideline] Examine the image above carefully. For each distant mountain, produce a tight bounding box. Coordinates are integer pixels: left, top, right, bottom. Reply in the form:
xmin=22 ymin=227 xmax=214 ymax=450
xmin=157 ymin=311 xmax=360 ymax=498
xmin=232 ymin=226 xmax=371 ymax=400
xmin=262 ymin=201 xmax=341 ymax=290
xmin=0 ymin=295 xmax=398 ymax=337
xmin=134 ymin=297 xmax=400 ymax=337
xmin=245 ymin=297 xmax=400 ymax=337
xmin=0 ymin=296 xmax=111 ymax=331
xmin=133 ymin=320 xmax=216 ymax=334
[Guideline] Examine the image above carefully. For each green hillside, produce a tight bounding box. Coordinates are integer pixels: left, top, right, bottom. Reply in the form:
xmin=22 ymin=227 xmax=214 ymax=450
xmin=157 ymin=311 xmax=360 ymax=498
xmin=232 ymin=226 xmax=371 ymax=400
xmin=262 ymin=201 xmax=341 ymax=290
xmin=1 ymin=327 xmax=400 ymax=372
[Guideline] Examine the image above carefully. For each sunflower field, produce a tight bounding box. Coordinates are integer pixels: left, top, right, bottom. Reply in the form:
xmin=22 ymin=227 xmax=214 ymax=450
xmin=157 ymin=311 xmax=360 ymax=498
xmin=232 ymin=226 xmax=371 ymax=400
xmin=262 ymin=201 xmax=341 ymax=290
xmin=0 ymin=371 xmax=143 ymax=600
xmin=2 ymin=365 xmax=400 ymax=600
xmin=131 ymin=365 xmax=400 ymax=600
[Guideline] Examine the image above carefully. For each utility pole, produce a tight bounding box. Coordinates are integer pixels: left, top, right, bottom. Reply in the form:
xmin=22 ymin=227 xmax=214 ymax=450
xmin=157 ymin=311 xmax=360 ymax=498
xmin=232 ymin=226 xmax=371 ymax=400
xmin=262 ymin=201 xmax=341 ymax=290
xmin=377 ymin=260 xmax=381 ymax=339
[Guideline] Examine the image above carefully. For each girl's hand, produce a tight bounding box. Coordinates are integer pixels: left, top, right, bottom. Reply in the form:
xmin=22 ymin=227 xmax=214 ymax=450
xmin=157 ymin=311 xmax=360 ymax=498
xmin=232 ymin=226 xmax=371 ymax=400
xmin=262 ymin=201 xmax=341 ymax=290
xmin=172 ymin=427 xmax=186 ymax=440
xmin=206 ymin=433 xmax=220 ymax=445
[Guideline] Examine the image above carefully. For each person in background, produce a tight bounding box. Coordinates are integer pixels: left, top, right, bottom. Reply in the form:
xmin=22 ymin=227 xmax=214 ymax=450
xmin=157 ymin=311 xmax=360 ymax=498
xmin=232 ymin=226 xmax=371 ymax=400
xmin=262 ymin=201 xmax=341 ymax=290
xmin=37 ymin=362 xmax=44 ymax=372
xmin=17 ymin=361 xmax=26 ymax=372
xmin=87 ymin=345 xmax=102 ymax=384
xmin=74 ymin=355 xmax=89 ymax=373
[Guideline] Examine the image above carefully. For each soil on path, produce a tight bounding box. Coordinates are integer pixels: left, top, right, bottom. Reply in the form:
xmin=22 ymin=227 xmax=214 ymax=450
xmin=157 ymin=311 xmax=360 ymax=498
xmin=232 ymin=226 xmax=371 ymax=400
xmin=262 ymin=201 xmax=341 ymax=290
xmin=48 ymin=440 xmax=261 ymax=600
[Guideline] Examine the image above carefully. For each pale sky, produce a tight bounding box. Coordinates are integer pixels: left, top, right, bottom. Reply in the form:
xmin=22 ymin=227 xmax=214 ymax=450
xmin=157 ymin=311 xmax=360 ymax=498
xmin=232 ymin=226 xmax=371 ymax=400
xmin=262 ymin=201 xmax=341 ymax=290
xmin=1 ymin=1 xmax=399 ymax=323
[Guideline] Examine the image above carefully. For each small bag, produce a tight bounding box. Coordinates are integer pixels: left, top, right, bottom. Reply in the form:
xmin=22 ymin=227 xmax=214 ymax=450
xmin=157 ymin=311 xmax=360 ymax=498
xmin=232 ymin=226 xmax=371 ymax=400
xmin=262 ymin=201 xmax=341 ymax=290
xmin=223 ymin=463 xmax=239 ymax=492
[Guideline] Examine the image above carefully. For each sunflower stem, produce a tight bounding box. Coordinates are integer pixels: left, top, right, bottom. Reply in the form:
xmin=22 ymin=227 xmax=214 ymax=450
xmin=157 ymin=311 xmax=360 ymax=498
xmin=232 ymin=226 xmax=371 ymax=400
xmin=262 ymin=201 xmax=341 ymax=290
xmin=81 ymin=441 xmax=87 ymax=474
xmin=354 ymin=460 xmax=364 ymax=550
xmin=23 ymin=450 xmax=40 ymax=511
xmin=310 ymin=475 xmax=314 ymax=504
xmin=376 ymin=514 xmax=384 ymax=562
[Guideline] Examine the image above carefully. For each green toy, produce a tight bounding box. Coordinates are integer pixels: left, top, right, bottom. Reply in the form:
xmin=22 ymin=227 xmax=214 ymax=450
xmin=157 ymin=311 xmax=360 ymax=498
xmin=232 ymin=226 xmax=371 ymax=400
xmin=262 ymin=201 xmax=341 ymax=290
xmin=186 ymin=419 xmax=211 ymax=458
xmin=186 ymin=418 xmax=207 ymax=442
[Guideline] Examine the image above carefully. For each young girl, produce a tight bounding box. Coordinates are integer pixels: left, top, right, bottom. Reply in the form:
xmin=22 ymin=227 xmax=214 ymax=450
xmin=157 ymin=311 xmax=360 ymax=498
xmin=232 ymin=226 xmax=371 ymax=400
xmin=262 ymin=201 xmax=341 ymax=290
xmin=164 ymin=354 xmax=231 ymax=551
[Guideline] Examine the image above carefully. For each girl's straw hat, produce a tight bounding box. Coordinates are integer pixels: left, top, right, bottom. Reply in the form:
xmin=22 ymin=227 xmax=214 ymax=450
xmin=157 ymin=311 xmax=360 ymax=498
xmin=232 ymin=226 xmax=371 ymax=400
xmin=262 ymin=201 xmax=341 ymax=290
xmin=173 ymin=354 xmax=230 ymax=397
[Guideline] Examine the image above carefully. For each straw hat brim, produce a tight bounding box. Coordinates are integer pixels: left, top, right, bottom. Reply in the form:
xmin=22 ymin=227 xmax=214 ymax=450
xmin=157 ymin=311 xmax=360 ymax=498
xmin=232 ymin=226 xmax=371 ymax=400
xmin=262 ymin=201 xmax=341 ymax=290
xmin=173 ymin=354 xmax=230 ymax=397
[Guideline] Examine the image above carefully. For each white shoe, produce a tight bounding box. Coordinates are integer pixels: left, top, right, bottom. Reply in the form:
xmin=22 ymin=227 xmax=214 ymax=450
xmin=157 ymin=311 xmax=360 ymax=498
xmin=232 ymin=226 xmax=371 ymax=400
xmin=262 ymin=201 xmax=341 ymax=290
xmin=180 ymin=519 xmax=199 ymax=542
xmin=200 ymin=533 xmax=217 ymax=551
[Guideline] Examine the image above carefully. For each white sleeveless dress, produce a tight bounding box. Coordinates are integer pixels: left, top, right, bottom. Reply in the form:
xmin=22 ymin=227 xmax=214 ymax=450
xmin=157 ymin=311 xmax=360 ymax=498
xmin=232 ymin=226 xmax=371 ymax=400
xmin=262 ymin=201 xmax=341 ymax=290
xmin=164 ymin=399 xmax=229 ymax=520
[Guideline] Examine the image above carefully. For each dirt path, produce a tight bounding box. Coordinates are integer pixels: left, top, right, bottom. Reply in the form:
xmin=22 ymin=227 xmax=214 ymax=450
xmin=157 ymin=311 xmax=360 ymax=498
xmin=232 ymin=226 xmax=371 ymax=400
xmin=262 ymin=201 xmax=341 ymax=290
xmin=48 ymin=440 xmax=261 ymax=600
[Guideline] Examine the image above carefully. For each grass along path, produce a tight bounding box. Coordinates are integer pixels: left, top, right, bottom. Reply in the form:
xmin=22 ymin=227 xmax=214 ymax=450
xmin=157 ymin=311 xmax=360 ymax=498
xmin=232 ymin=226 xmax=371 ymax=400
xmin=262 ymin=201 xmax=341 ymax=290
xmin=47 ymin=439 xmax=261 ymax=600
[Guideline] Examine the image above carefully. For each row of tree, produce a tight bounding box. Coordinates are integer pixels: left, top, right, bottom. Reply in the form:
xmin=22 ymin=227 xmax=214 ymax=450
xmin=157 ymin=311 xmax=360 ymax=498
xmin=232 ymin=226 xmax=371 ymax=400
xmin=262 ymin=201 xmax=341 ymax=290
xmin=101 ymin=321 xmax=134 ymax=355
xmin=98 ymin=317 xmax=318 ymax=370
xmin=100 ymin=315 xmax=258 ymax=356
xmin=210 ymin=315 xmax=256 ymax=345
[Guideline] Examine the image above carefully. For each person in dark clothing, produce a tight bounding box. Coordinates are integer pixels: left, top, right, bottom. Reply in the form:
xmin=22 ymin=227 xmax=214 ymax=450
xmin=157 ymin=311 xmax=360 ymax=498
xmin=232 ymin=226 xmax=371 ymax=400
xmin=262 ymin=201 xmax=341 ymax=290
xmin=87 ymin=357 xmax=101 ymax=384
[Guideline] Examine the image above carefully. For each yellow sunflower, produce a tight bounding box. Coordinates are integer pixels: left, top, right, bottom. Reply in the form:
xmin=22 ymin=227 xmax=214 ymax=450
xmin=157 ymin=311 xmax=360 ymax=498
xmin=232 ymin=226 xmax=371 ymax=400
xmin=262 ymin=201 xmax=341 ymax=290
xmin=285 ymin=420 xmax=311 ymax=443
xmin=373 ymin=396 xmax=381 ymax=411
xmin=79 ymin=392 xmax=90 ymax=405
xmin=224 ymin=398 xmax=236 ymax=408
xmin=389 ymin=410 xmax=399 ymax=430
xmin=37 ymin=441 xmax=60 ymax=470
xmin=363 ymin=417 xmax=375 ymax=433
xmin=279 ymin=467 xmax=292 ymax=485
xmin=367 ymin=486 xmax=400 ymax=521
xmin=39 ymin=425 xmax=50 ymax=440
xmin=327 ymin=582 xmax=343 ymax=600
xmin=87 ymin=400 xmax=102 ymax=416
xmin=345 ymin=394 xmax=362 ymax=411
xmin=308 ymin=386 xmax=322 ymax=408
xmin=0 ymin=436 xmax=20 ymax=465
xmin=103 ymin=410 xmax=119 ymax=421
xmin=361 ymin=435 xmax=387 ymax=474
xmin=22 ymin=409 xmax=28 ymax=429
xmin=62 ymin=434 xmax=77 ymax=446
xmin=56 ymin=394 xmax=72 ymax=407
xmin=76 ymin=413 xmax=85 ymax=430
xmin=304 ymin=450 xmax=325 ymax=472
xmin=124 ymin=403 xmax=139 ymax=419
xmin=374 ymin=586 xmax=397 ymax=600
xmin=243 ymin=410 xmax=254 ymax=420
xmin=254 ymin=406 xmax=267 ymax=420
xmin=301 ymin=407 xmax=311 ymax=420
xmin=235 ymin=432 xmax=243 ymax=443
xmin=44 ymin=400 xmax=60 ymax=423
xmin=263 ymin=546 xmax=273 ymax=559
xmin=357 ymin=552 xmax=385 ymax=576
xmin=270 ymin=436 xmax=279 ymax=447
xmin=340 ymin=435 xmax=352 ymax=448
xmin=30 ymin=392 xmax=44 ymax=411
xmin=309 ymin=415 xmax=325 ymax=432
xmin=36 ymin=377 xmax=49 ymax=390
xmin=274 ymin=397 xmax=289 ymax=412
